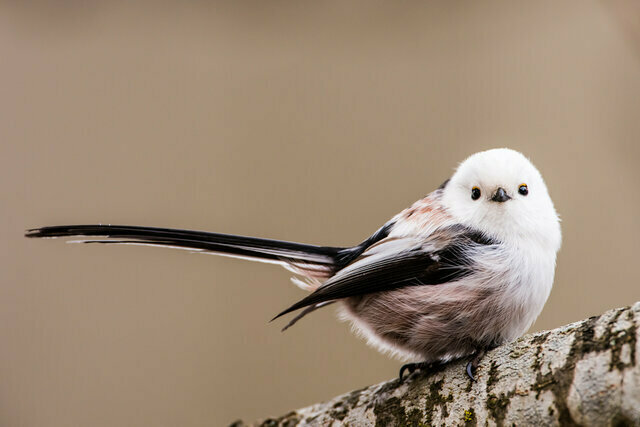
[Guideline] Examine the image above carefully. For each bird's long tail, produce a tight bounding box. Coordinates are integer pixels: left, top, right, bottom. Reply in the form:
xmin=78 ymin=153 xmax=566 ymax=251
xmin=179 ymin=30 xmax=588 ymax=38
xmin=25 ymin=224 xmax=345 ymax=284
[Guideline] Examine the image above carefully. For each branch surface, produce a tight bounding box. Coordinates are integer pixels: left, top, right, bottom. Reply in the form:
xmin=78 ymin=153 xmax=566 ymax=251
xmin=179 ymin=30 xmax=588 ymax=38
xmin=235 ymin=302 xmax=640 ymax=426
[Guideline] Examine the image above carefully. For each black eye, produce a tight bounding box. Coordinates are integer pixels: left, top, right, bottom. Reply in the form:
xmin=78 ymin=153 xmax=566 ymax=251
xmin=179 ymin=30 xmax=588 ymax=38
xmin=471 ymin=187 xmax=481 ymax=200
xmin=518 ymin=184 xmax=528 ymax=196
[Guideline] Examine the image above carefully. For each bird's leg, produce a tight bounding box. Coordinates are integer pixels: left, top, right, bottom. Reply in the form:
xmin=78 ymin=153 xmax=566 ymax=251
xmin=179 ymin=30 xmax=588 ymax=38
xmin=399 ymin=361 xmax=434 ymax=382
xmin=465 ymin=349 xmax=487 ymax=382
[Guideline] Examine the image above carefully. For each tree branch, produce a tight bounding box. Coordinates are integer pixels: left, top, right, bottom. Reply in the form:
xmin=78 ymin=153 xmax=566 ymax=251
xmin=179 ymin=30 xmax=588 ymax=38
xmin=235 ymin=302 xmax=640 ymax=426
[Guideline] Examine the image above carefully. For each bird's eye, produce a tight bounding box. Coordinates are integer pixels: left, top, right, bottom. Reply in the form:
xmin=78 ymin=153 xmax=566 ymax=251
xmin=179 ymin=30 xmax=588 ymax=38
xmin=471 ymin=187 xmax=481 ymax=200
xmin=518 ymin=184 xmax=528 ymax=196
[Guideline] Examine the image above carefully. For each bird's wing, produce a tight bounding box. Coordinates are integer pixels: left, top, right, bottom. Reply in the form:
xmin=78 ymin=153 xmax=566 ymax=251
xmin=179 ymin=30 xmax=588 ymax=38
xmin=273 ymin=226 xmax=494 ymax=320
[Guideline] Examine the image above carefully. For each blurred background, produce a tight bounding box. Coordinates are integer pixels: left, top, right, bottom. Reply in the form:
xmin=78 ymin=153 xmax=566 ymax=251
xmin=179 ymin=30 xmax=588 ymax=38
xmin=2 ymin=1 xmax=640 ymax=425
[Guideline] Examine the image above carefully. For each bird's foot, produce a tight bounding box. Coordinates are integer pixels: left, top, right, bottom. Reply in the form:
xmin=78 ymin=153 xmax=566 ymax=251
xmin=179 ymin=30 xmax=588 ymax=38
xmin=465 ymin=349 xmax=487 ymax=382
xmin=399 ymin=361 xmax=433 ymax=382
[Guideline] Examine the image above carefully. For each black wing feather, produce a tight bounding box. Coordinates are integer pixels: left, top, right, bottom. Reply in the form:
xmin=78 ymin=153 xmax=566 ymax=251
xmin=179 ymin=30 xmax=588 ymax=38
xmin=272 ymin=227 xmax=495 ymax=320
xmin=272 ymin=250 xmax=440 ymax=320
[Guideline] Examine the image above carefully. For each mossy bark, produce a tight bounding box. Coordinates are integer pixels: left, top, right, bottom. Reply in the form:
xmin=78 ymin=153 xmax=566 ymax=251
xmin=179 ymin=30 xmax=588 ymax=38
xmin=234 ymin=302 xmax=640 ymax=426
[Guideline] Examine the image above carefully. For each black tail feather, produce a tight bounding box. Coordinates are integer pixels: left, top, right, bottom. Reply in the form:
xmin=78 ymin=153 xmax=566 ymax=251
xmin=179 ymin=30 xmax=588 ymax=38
xmin=26 ymin=224 xmax=361 ymax=326
xmin=26 ymin=224 xmax=343 ymax=266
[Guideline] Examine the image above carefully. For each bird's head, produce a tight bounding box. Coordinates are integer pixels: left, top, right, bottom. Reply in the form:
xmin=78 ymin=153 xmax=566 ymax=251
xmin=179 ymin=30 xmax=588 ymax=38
xmin=441 ymin=148 xmax=561 ymax=251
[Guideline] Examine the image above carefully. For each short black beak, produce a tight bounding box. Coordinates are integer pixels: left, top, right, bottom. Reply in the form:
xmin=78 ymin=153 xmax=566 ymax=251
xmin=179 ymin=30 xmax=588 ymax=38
xmin=491 ymin=187 xmax=511 ymax=203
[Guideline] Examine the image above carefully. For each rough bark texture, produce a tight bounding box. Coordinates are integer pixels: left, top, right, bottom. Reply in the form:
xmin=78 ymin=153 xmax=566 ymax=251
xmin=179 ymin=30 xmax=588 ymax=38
xmin=233 ymin=302 xmax=640 ymax=426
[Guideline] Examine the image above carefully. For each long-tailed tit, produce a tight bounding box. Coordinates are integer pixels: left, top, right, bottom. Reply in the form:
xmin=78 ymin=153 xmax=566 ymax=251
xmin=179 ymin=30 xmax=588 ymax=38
xmin=26 ymin=148 xmax=561 ymax=380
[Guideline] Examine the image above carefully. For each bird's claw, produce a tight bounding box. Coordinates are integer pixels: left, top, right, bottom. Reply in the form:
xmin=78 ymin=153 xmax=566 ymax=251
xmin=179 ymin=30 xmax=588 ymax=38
xmin=465 ymin=349 xmax=488 ymax=382
xmin=466 ymin=360 xmax=476 ymax=381
xmin=399 ymin=364 xmax=415 ymax=382
xmin=400 ymin=349 xmax=490 ymax=383
xmin=399 ymin=361 xmax=432 ymax=382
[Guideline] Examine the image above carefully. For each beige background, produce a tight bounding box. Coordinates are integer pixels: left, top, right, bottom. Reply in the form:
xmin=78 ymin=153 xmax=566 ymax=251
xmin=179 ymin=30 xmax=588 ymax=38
xmin=2 ymin=1 xmax=640 ymax=426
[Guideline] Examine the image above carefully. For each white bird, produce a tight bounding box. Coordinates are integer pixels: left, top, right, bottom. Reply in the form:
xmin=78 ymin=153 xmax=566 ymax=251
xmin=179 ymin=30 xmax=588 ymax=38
xmin=26 ymin=148 xmax=561 ymax=381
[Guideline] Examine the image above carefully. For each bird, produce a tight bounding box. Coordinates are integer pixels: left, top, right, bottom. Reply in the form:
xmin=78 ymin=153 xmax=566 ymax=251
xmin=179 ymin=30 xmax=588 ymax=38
xmin=25 ymin=148 xmax=561 ymax=381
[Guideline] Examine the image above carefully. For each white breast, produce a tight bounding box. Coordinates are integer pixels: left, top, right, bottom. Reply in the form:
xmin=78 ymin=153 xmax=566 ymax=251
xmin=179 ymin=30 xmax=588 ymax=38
xmin=488 ymin=241 xmax=557 ymax=342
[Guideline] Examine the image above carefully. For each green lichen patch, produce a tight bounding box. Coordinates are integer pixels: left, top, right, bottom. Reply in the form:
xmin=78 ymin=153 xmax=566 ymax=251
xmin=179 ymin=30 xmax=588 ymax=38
xmin=329 ymin=387 xmax=366 ymax=421
xmin=527 ymin=314 xmax=601 ymax=426
xmin=463 ymin=408 xmax=477 ymax=425
xmin=509 ymin=348 xmax=526 ymax=359
xmin=424 ymin=378 xmax=453 ymax=424
xmin=486 ymin=393 xmax=510 ymax=426
xmin=486 ymin=360 xmax=500 ymax=388
xmin=258 ymin=411 xmax=301 ymax=427
xmin=608 ymin=311 xmax=637 ymax=371
xmin=370 ymin=374 xmax=458 ymax=426
xmin=373 ymin=396 xmax=424 ymax=426
xmin=345 ymin=387 xmax=366 ymax=406
xmin=563 ymin=306 xmax=637 ymax=373
xmin=531 ymin=331 xmax=551 ymax=346
xmin=532 ymin=376 xmax=556 ymax=394
xmin=530 ymin=331 xmax=550 ymax=372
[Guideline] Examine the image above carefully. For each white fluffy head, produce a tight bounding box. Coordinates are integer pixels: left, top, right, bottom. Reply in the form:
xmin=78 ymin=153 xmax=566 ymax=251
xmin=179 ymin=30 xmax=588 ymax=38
xmin=441 ymin=148 xmax=561 ymax=251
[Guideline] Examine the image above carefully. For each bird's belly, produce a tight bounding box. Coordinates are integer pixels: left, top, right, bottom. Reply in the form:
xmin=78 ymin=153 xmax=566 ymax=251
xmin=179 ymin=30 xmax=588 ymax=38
xmin=340 ymin=281 xmax=521 ymax=362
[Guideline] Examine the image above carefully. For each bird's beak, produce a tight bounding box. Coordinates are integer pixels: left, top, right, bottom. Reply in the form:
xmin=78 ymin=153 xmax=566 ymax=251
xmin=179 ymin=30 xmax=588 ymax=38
xmin=491 ymin=187 xmax=511 ymax=203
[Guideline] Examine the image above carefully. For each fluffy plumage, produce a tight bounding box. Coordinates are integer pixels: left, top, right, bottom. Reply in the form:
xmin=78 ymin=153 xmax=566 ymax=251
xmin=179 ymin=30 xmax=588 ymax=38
xmin=26 ymin=148 xmax=561 ymax=370
xmin=338 ymin=148 xmax=561 ymax=363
